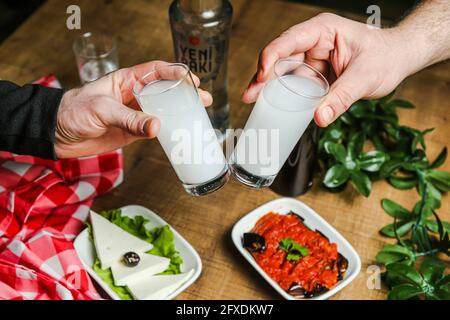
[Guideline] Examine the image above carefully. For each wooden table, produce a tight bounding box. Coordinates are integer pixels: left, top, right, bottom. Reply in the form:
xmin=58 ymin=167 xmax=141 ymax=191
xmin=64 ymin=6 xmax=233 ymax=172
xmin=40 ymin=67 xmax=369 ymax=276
xmin=0 ymin=0 xmax=448 ymax=300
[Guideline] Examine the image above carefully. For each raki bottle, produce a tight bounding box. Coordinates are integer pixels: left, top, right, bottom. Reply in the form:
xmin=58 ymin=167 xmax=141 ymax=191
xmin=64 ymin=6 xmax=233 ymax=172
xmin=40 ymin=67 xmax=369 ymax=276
xmin=169 ymin=0 xmax=233 ymax=142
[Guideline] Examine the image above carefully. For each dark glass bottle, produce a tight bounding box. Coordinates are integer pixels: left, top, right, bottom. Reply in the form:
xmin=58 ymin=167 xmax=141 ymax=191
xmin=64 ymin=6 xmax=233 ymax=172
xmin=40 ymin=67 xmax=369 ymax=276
xmin=169 ymin=0 xmax=233 ymax=142
xmin=270 ymin=122 xmax=319 ymax=197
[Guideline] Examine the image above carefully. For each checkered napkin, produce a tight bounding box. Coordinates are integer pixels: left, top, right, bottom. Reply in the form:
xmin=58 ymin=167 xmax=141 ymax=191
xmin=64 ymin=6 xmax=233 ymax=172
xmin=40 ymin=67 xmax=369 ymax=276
xmin=0 ymin=76 xmax=124 ymax=300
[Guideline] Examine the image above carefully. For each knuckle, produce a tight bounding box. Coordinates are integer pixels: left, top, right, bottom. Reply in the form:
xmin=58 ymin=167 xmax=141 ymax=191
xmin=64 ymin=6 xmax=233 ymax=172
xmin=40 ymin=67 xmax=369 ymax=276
xmin=259 ymin=47 xmax=272 ymax=65
xmin=124 ymin=111 xmax=139 ymax=133
xmin=315 ymin=12 xmax=338 ymax=22
xmin=333 ymin=88 xmax=354 ymax=111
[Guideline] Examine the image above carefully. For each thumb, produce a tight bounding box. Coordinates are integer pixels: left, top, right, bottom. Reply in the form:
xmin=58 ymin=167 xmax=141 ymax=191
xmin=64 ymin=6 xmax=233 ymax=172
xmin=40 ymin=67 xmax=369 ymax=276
xmin=101 ymin=101 xmax=160 ymax=138
xmin=314 ymin=65 xmax=367 ymax=127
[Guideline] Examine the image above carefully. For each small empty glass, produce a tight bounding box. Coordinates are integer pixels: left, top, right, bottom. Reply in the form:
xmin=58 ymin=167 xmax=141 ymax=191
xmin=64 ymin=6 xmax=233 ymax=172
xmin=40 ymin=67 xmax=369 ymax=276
xmin=73 ymin=32 xmax=119 ymax=84
xmin=230 ymin=58 xmax=329 ymax=188
xmin=133 ymin=63 xmax=229 ymax=196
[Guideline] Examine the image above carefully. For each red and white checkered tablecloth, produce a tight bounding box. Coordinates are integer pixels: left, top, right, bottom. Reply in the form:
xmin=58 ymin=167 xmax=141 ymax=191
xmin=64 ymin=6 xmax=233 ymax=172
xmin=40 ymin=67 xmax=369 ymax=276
xmin=0 ymin=76 xmax=124 ymax=300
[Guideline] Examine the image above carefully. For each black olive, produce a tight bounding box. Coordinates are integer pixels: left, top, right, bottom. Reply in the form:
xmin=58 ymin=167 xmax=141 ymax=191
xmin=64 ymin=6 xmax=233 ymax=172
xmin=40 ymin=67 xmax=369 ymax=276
xmin=122 ymin=251 xmax=140 ymax=267
xmin=243 ymin=233 xmax=266 ymax=253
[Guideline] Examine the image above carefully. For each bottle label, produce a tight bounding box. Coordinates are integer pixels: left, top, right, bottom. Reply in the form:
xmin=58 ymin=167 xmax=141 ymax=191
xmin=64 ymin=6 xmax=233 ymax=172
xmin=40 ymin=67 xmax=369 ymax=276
xmin=174 ymin=33 xmax=226 ymax=84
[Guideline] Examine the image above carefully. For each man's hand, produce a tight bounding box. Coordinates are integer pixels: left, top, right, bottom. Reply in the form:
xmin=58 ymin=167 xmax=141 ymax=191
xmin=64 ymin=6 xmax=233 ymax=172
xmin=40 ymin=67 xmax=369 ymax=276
xmin=242 ymin=13 xmax=433 ymax=127
xmin=55 ymin=61 xmax=212 ymax=158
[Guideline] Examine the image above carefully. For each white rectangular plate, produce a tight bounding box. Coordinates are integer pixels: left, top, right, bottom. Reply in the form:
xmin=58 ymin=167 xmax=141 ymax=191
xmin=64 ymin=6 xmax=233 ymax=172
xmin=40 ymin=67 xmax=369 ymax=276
xmin=231 ymin=197 xmax=361 ymax=300
xmin=74 ymin=204 xmax=202 ymax=300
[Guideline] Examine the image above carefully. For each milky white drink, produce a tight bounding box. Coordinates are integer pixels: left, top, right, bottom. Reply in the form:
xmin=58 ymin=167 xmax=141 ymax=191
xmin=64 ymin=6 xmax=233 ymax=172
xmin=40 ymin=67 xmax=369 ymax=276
xmin=137 ymin=79 xmax=227 ymax=188
xmin=232 ymin=74 xmax=326 ymax=186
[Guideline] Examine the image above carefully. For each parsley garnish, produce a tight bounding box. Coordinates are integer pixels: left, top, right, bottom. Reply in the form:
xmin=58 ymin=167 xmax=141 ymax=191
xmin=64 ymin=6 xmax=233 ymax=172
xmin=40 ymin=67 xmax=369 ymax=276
xmin=279 ymin=238 xmax=309 ymax=262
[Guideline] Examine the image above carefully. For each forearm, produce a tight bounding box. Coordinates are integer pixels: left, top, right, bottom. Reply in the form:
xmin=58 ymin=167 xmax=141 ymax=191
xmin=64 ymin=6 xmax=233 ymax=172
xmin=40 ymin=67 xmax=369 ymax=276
xmin=388 ymin=0 xmax=450 ymax=76
xmin=0 ymin=81 xmax=63 ymax=159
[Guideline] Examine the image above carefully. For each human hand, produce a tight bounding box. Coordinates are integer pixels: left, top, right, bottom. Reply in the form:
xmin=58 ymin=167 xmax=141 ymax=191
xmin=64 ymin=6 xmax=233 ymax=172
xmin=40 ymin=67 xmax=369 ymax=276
xmin=55 ymin=61 xmax=212 ymax=158
xmin=242 ymin=13 xmax=420 ymax=127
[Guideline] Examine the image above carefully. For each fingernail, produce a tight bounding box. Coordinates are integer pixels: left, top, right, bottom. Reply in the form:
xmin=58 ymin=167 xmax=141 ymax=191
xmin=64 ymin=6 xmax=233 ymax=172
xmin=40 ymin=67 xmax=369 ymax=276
xmin=149 ymin=119 xmax=159 ymax=136
xmin=320 ymin=106 xmax=334 ymax=125
xmin=140 ymin=118 xmax=155 ymax=137
xmin=139 ymin=121 xmax=147 ymax=136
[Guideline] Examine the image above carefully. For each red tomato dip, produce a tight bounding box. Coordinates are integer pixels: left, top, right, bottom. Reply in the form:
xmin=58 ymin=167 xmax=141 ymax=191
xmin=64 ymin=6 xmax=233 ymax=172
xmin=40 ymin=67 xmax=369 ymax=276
xmin=248 ymin=212 xmax=347 ymax=297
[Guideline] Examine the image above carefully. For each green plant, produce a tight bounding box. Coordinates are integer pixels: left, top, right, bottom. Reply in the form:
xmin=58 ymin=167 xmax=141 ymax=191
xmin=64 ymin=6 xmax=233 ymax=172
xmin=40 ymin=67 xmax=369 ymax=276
xmin=317 ymin=92 xmax=449 ymax=300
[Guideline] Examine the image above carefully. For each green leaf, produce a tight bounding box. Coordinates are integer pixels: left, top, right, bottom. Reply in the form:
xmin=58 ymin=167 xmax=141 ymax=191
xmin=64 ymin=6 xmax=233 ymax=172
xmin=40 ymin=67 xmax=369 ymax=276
xmin=339 ymin=112 xmax=355 ymax=126
xmin=427 ymin=170 xmax=450 ymax=192
xmin=405 ymin=127 xmax=433 ymax=152
xmin=435 ymin=288 xmax=450 ymax=300
xmin=358 ymin=150 xmax=388 ymax=172
xmin=424 ymin=183 xmax=442 ymax=212
xmin=349 ymin=171 xmax=371 ymax=197
xmin=324 ymin=142 xmax=347 ymax=163
xmin=425 ymin=219 xmax=450 ymax=234
xmin=329 ymin=127 xmax=344 ymax=140
xmin=376 ymin=252 xmax=408 ymax=266
xmin=420 ymin=257 xmax=445 ymax=284
xmin=378 ymin=244 xmax=414 ymax=256
xmin=278 ymin=238 xmax=309 ymax=262
xmin=381 ymin=199 xmax=411 ymax=220
xmin=92 ymin=259 xmax=133 ymax=300
xmin=411 ymin=225 xmax=433 ymax=253
xmin=286 ymin=253 xmax=301 ymax=262
xmin=386 ymin=99 xmax=415 ymax=110
xmin=386 ymin=263 xmax=424 ymax=287
xmin=344 ymin=158 xmax=359 ymax=171
xmin=385 ymin=125 xmax=400 ymax=140
xmin=379 ymin=91 xmax=396 ymax=107
xmin=388 ymin=175 xmax=417 ymax=190
xmin=380 ymin=159 xmax=404 ymax=177
xmin=388 ymin=283 xmax=423 ymax=300
xmin=347 ymin=132 xmax=365 ymax=159
xmin=429 ymin=147 xmax=447 ymax=169
xmin=323 ymin=164 xmax=350 ymax=188
xmin=376 ymin=244 xmax=415 ymax=266
xmin=290 ymin=242 xmax=309 ymax=256
xmin=380 ymin=221 xmax=415 ymax=238
xmin=279 ymin=238 xmax=294 ymax=253
xmin=348 ymin=101 xmax=370 ymax=118
xmin=431 ymin=211 xmax=450 ymax=255
xmin=436 ymin=274 xmax=450 ymax=289
xmin=401 ymin=159 xmax=430 ymax=171
xmin=366 ymin=114 xmax=398 ymax=126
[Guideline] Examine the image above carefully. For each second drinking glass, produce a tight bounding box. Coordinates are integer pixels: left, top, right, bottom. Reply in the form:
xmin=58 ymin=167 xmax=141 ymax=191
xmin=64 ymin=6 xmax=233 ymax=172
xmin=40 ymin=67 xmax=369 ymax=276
xmin=230 ymin=58 xmax=329 ymax=188
xmin=133 ymin=63 xmax=229 ymax=196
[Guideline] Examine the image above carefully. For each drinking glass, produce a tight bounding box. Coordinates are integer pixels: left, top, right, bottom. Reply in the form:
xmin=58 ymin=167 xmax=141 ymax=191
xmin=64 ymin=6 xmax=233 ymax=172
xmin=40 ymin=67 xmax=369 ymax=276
xmin=133 ymin=63 xmax=229 ymax=196
xmin=229 ymin=59 xmax=329 ymax=188
xmin=73 ymin=32 xmax=119 ymax=84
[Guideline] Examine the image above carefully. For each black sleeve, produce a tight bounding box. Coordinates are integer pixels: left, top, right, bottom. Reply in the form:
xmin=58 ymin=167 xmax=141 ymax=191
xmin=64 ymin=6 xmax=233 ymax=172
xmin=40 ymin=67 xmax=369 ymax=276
xmin=0 ymin=80 xmax=64 ymax=160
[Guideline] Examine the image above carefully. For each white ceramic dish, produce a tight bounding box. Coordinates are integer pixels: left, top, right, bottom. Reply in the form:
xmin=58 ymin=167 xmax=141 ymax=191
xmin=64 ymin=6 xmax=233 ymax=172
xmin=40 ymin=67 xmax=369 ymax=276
xmin=231 ymin=197 xmax=361 ymax=300
xmin=74 ymin=205 xmax=202 ymax=300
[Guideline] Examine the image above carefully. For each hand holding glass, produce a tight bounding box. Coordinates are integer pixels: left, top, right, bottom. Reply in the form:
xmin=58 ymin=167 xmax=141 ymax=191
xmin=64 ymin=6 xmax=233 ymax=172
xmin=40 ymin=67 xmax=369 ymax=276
xmin=133 ymin=64 xmax=229 ymax=196
xmin=230 ymin=59 xmax=329 ymax=188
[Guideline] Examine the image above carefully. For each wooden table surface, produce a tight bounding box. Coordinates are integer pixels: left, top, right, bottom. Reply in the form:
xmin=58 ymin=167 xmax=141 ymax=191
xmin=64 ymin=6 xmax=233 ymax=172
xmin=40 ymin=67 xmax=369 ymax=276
xmin=0 ymin=0 xmax=448 ymax=300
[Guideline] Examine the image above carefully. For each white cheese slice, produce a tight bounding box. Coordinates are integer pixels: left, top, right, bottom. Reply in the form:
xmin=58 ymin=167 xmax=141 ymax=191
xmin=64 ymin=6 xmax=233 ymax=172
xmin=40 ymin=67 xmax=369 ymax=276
xmin=111 ymin=253 xmax=170 ymax=286
xmin=126 ymin=269 xmax=194 ymax=300
xmin=90 ymin=211 xmax=153 ymax=269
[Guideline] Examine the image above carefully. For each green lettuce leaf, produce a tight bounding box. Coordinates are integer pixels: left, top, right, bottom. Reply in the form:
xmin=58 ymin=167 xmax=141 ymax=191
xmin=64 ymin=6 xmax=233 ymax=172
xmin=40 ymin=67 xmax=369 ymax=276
xmin=92 ymin=258 xmax=133 ymax=300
